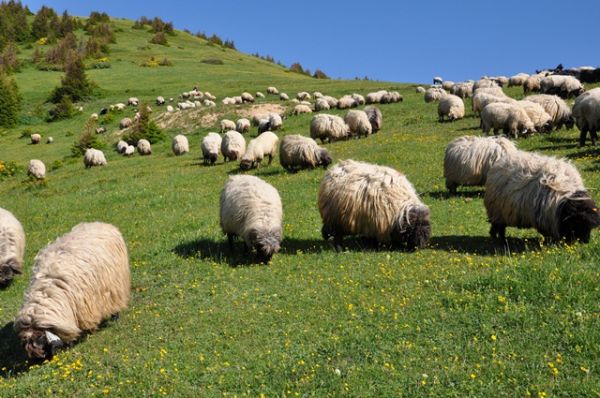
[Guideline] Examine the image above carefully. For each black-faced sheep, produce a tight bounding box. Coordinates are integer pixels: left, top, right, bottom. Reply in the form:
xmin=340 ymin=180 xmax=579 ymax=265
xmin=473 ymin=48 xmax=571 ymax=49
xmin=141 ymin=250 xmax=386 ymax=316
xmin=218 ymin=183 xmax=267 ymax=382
xmin=318 ymin=160 xmax=431 ymax=251
xmin=279 ymin=93 xmax=289 ymax=101
xmin=310 ymin=114 xmax=350 ymax=143
xmin=14 ymin=222 xmax=130 ymax=359
xmin=220 ymin=175 xmax=283 ymax=262
xmin=83 ymin=149 xmax=107 ymax=168
xmin=0 ymin=207 xmax=25 ymax=287
xmin=438 ymin=94 xmax=465 ymax=122
xmin=172 ymin=135 xmax=189 ymax=156
xmin=221 ymin=130 xmax=246 ymax=162
xmin=201 ymin=132 xmax=222 ymax=165
xmin=241 ymin=92 xmax=255 ymax=103
xmin=240 ymin=131 xmax=279 ymax=170
xmin=363 ymin=106 xmax=383 ymax=132
xmin=485 ymin=151 xmax=600 ymax=243
xmin=116 ymin=140 xmax=128 ymax=154
xmin=279 ymin=135 xmax=332 ymax=172
xmin=572 ymin=89 xmax=600 ymax=146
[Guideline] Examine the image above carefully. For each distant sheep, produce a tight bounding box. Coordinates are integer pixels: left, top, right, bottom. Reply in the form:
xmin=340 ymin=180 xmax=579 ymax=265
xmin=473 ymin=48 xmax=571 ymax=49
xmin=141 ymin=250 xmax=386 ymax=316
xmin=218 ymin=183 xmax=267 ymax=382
xmin=525 ymin=94 xmax=574 ymax=130
xmin=442 ymin=81 xmax=454 ymax=91
xmin=128 ymin=97 xmax=139 ymax=106
xmin=472 ymin=91 xmax=515 ymax=115
xmin=345 ymin=110 xmax=372 ymax=138
xmin=416 ymin=86 xmax=426 ymax=93
xmin=84 ymin=148 xmax=107 ymax=168
xmin=443 ymin=135 xmax=517 ymax=194
xmin=494 ymin=76 xmax=509 ymax=86
xmin=0 ymin=207 xmax=25 ymax=287
xmin=450 ymin=82 xmax=474 ymax=99
xmin=352 ymin=93 xmax=366 ymax=105
xmin=268 ymin=113 xmax=283 ymax=130
xmin=221 ymin=130 xmax=246 ymax=162
xmin=315 ymin=98 xmax=331 ymax=111
xmin=267 ymin=86 xmax=279 ymax=95
xmin=473 ymin=78 xmax=499 ymax=92
xmin=203 ymin=99 xmax=216 ymax=107
xmin=293 ymin=104 xmax=312 ymax=115
xmin=46 ymin=137 xmax=54 ymax=144
xmin=424 ymin=87 xmax=446 ymax=103
xmin=241 ymin=92 xmax=255 ymax=103
xmin=485 ymin=151 xmax=600 ymax=242
xmin=116 ymin=140 xmax=128 ymax=154
xmin=572 ymin=89 xmax=600 ymax=146
xmin=124 ymin=145 xmax=135 ymax=156
xmin=137 ymin=139 xmax=152 ymax=156
xmin=297 ymin=92 xmax=311 ymax=101
xmin=256 ymin=92 xmax=265 ymax=99
xmin=363 ymin=106 xmax=383 ymax=132
xmin=201 ymin=132 xmax=222 ymax=165
xmin=119 ymin=118 xmax=133 ymax=129
xmin=279 ymin=135 xmax=332 ymax=172
xmin=279 ymin=93 xmax=289 ymax=101
xmin=95 ymin=127 xmax=106 ymax=134
xmin=156 ymin=96 xmax=165 ymax=105
xmin=323 ymin=96 xmax=339 ymax=108
xmin=220 ymin=175 xmax=283 ymax=262
xmin=240 ymin=131 xmax=279 ymax=170
xmin=433 ymin=76 xmax=443 ymax=85
xmin=508 ymin=73 xmax=529 ymax=87
xmin=318 ymin=160 xmax=431 ymax=250
xmin=14 ymin=222 xmax=130 ymax=359
xmin=172 ymin=135 xmax=189 ymax=156
xmin=337 ymin=95 xmax=357 ymax=109
xmin=523 ymin=75 xmax=542 ymax=94
xmin=236 ymin=118 xmax=251 ymax=134
xmin=540 ymin=75 xmax=584 ymax=98
xmin=166 ymin=105 xmax=174 ymax=113
xmin=517 ymin=100 xmax=553 ymax=133
xmin=220 ymin=119 xmax=236 ymax=133
xmin=30 ymin=134 xmax=41 ymax=145
xmin=481 ymin=102 xmax=534 ymax=138
xmin=27 ymin=159 xmax=46 ymax=180
xmin=310 ymin=114 xmax=349 ymax=143
xmin=438 ymin=94 xmax=465 ymax=122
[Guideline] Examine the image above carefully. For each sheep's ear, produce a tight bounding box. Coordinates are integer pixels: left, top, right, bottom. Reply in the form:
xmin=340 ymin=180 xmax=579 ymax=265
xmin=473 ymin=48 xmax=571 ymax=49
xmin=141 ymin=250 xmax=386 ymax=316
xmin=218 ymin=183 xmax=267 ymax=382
xmin=45 ymin=331 xmax=64 ymax=355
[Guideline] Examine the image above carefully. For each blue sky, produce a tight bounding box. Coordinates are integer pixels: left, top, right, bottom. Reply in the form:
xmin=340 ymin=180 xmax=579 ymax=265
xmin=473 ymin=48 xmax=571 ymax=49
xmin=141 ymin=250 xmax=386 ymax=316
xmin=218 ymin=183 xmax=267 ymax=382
xmin=21 ymin=0 xmax=600 ymax=83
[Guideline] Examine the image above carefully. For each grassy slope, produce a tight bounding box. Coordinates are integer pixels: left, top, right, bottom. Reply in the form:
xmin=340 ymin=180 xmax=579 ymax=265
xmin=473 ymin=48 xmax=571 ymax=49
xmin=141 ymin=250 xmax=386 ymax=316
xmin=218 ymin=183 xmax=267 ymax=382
xmin=1 ymin=18 xmax=599 ymax=397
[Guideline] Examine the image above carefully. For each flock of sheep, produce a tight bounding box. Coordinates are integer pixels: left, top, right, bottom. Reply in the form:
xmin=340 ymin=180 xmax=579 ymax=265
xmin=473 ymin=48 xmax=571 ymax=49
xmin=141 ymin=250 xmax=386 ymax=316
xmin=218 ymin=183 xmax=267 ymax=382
xmin=3 ymin=72 xmax=600 ymax=361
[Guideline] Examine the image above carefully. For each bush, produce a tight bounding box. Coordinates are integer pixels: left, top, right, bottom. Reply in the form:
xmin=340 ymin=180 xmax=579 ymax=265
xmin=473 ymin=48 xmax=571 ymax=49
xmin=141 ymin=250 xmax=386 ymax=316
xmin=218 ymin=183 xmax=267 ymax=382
xmin=123 ymin=103 xmax=165 ymax=144
xmin=201 ymin=58 xmax=223 ymax=65
xmin=0 ymin=72 xmax=21 ymax=128
xmin=0 ymin=42 xmax=20 ymax=74
xmin=71 ymin=118 xmax=105 ymax=156
xmin=313 ymin=69 xmax=329 ymax=79
xmin=159 ymin=57 xmax=172 ymax=66
xmin=47 ymin=94 xmax=74 ymax=122
xmin=149 ymin=32 xmax=168 ymax=45
xmin=0 ymin=160 xmax=22 ymax=179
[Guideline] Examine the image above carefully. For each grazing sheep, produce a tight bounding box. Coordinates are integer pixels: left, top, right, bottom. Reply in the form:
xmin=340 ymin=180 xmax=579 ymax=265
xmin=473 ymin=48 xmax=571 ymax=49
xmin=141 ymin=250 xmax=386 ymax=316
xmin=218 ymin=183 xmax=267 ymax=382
xmin=220 ymin=175 xmax=283 ymax=262
xmin=363 ymin=106 xmax=383 ymax=132
xmin=480 ymin=103 xmax=534 ymax=138
xmin=318 ymin=160 xmax=431 ymax=250
xmin=494 ymin=76 xmax=509 ymax=86
xmin=257 ymin=118 xmax=271 ymax=134
xmin=221 ymin=130 xmax=246 ymax=162
xmin=485 ymin=151 xmax=600 ymax=242
xmin=352 ymin=93 xmax=366 ymax=105
xmin=268 ymin=113 xmax=283 ymax=130
xmin=30 ymin=134 xmax=41 ymax=145
xmin=438 ymin=94 xmax=465 ymax=122
xmin=119 ymin=118 xmax=133 ymax=129
xmin=90 ymin=113 xmax=99 ymax=121
xmin=473 ymin=78 xmax=499 ymax=92
xmin=0 ymin=207 xmax=25 ymax=287
xmin=204 ymin=92 xmax=216 ymax=101
xmin=279 ymin=93 xmax=289 ymax=101
xmin=256 ymin=92 xmax=265 ymax=99
xmin=310 ymin=114 xmax=350 ymax=143
xmin=128 ymin=97 xmax=139 ymax=106
xmin=137 ymin=139 xmax=152 ymax=156
xmin=222 ymin=97 xmax=236 ymax=106
xmin=201 ymin=132 xmax=222 ymax=165
xmin=525 ymin=94 xmax=574 ymax=130
xmin=240 ymin=131 xmax=279 ymax=170
xmin=416 ymin=86 xmax=426 ymax=93
xmin=113 ymin=103 xmax=127 ymax=111
xmin=508 ymin=73 xmax=529 ymax=87
xmin=124 ymin=145 xmax=135 ymax=156
xmin=220 ymin=119 xmax=236 ymax=133
xmin=572 ymin=90 xmax=600 ymax=146
xmin=95 ymin=127 xmax=107 ymax=134
xmin=236 ymin=118 xmax=251 ymax=134
xmin=14 ymin=222 xmax=130 ymax=359
xmin=424 ymin=87 xmax=446 ymax=103
xmin=450 ymin=82 xmax=474 ymax=99
xmin=156 ymin=96 xmax=165 ymax=105
xmin=443 ymin=136 xmax=517 ymax=194
xmin=234 ymin=96 xmax=243 ymax=105
xmin=279 ymin=135 xmax=332 ymax=172
xmin=27 ymin=159 xmax=46 ymax=180
xmin=344 ymin=110 xmax=372 ymax=138
xmin=46 ymin=137 xmax=54 ymax=144
xmin=472 ymin=91 xmax=515 ymax=115
xmin=293 ymin=104 xmax=312 ymax=115
xmin=313 ymin=91 xmax=323 ymax=98
xmin=366 ymin=90 xmax=388 ymax=104
xmin=315 ymin=98 xmax=331 ymax=111
xmin=172 ymin=135 xmax=189 ymax=156
xmin=267 ymin=86 xmax=279 ymax=95
xmin=541 ymin=75 xmax=585 ymax=98
xmin=523 ymin=75 xmax=542 ymax=94
xmin=166 ymin=105 xmax=174 ymax=113
xmin=442 ymin=81 xmax=454 ymax=91
xmin=203 ymin=100 xmax=216 ymax=107
xmin=323 ymin=95 xmax=339 ymax=108
xmin=337 ymin=95 xmax=357 ymax=109
xmin=116 ymin=140 xmax=128 ymax=154
xmin=83 ymin=148 xmax=107 ymax=168
xmin=297 ymin=92 xmax=311 ymax=101
xmin=517 ymin=100 xmax=553 ymax=133
xmin=433 ymin=76 xmax=443 ymax=85
xmin=241 ymin=92 xmax=255 ymax=103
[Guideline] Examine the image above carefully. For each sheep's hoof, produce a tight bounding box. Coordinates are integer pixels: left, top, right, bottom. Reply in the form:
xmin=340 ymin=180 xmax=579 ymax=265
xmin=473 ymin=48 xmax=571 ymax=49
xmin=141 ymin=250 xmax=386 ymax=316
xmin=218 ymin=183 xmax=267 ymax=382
xmin=111 ymin=313 xmax=120 ymax=321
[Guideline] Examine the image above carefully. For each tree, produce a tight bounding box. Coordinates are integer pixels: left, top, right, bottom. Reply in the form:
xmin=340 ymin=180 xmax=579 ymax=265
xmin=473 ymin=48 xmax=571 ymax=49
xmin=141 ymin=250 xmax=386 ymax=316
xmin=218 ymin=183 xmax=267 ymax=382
xmin=31 ymin=6 xmax=56 ymax=39
xmin=48 ymin=50 xmax=95 ymax=103
xmin=124 ymin=103 xmax=165 ymax=144
xmin=313 ymin=69 xmax=329 ymax=79
xmin=0 ymin=71 xmax=21 ymax=127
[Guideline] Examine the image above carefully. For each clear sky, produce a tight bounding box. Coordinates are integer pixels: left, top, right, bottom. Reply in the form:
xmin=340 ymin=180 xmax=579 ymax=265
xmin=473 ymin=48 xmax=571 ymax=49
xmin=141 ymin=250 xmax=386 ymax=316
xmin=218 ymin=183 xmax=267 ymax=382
xmin=20 ymin=0 xmax=600 ymax=83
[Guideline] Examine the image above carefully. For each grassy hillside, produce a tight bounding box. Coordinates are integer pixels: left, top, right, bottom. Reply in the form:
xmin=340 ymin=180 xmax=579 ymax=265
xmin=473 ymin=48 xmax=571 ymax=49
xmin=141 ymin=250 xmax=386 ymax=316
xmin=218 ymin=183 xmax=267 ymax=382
xmin=1 ymin=17 xmax=599 ymax=397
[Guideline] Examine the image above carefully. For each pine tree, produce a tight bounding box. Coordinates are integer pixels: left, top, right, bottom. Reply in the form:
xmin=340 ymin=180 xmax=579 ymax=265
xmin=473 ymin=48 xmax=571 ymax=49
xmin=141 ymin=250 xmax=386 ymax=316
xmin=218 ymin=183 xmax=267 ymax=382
xmin=0 ymin=71 xmax=21 ymax=127
xmin=48 ymin=50 xmax=95 ymax=103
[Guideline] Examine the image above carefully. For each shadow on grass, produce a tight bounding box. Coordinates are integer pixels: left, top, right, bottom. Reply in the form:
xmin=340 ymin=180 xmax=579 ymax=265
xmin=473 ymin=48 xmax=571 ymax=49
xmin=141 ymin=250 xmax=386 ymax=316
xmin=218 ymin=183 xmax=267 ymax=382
xmin=566 ymin=146 xmax=600 ymax=160
xmin=225 ymin=167 xmax=285 ymax=177
xmin=534 ymin=143 xmax=579 ymax=151
xmin=0 ymin=322 xmax=33 ymax=379
xmin=425 ymin=190 xmax=484 ymax=200
xmin=429 ymin=235 xmax=541 ymax=255
xmin=456 ymin=125 xmax=480 ymax=132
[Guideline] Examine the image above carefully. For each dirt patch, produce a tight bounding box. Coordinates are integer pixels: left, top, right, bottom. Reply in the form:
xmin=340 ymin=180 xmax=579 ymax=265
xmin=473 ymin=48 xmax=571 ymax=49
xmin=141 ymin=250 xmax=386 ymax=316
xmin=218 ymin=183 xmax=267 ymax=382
xmin=236 ymin=103 xmax=286 ymax=120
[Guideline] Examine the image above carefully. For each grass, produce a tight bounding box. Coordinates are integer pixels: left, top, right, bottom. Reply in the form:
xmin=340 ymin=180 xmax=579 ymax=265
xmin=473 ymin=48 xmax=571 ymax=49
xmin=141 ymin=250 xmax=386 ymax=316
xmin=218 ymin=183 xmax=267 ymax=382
xmin=0 ymin=17 xmax=599 ymax=397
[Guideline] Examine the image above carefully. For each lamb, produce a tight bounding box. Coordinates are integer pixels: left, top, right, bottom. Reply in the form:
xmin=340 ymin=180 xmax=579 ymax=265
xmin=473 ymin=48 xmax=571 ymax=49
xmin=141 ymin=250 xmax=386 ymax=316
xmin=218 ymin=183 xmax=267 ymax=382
xmin=525 ymin=94 xmax=574 ymax=130
xmin=240 ymin=131 xmax=279 ymax=170
xmin=124 ymin=145 xmax=135 ymax=156
xmin=416 ymin=86 xmax=426 ymax=93
xmin=517 ymin=100 xmax=553 ymax=133
xmin=344 ymin=110 xmax=372 ymax=138
xmin=438 ymin=94 xmax=465 ymax=122
xmin=337 ymin=95 xmax=357 ymax=109
xmin=27 ymin=159 xmax=46 ymax=180
xmin=201 ymin=132 xmax=222 ymax=165
xmin=220 ymin=175 xmax=283 ymax=262
xmin=116 ymin=140 xmax=128 ymax=154
xmin=0 ymin=207 xmax=25 ymax=287
xmin=119 ymin=118 xmax=133 ymax=129
xmin=279 ymin=93 xmax=289 ymax=101
xmin=424 ymin=87 xmax=446 ymax=103
xmin=14 ymin=222 xmax=130 ymax=359
xmin=523 ymin=75 xmax=542 ymax=94
xmin=293 ymin=104 xmax=312 ymax=115
xmin=172 ymin=134 xmax=189 ymax=156
xmin=236 ymin=118 xmax=251 ymax=134
xmin=363 ymin=106 xmax=383 ymax=132
xmin=30 ymin=134 xmax=41 ymax=145
xmin=279 ymin=135 xmax=332 ymax=172
xmin=318 ymin=159 xmax=431 ymax=250
xmin=541 ymin=75 xmax=585 ymax=98
xmin=83 ymin=148 xmax=107 ymax=168
xmin=241 ymin=92 xmax=255 ymax=103
xmin=314 ymin=98 xmax=331 ymax=111
xmin=310 ymin=114 xmax=350 ymax=143
xmin=220 ymin=119 xmax=236 ymax=133
xmin=267 ymin=86 xmax=279 ymax=95
xmin=572 ymin=90 xmax=600 ymax=146
xmin=297 ymin=92 xmax=311 ymax=101
xmin=485 ymin=151 xmax=600 ymax=243
xmin=443 ymin=136 xmax=517 ymax=194
xmin=137 ymin=139 xmax=152 ymax=155
xmin=480 ymin=102 xmax=534 ymax=138
xmin=508 ymin=73 xmax=529 ymax=87
xmin=221 ymin=130 xmax=246 ymax=162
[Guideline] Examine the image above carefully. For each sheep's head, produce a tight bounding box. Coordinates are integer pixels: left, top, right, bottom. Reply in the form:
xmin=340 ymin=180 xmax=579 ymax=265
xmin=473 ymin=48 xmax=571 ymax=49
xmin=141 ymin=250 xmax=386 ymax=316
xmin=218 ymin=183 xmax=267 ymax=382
xmin=208 ymin=153 xmax=218 ymax=165
xmin=0 ymin=259 xmax=21 ymax=288
xmin=19 ymin=328 xmax=63 ymax=359
xmin=558 ymin=191 xmax=600 ymax=244
xmin=250 ymin=228 xmax=281 ymax=263
xmin=319 ymin=149 xmax=332 ymax=168
xmin=565 ymin=116 xmax=575 ymax=130
xmin=239 ymin=159 xmax=254 ymax=171
xmin=391 ymin=206 xmax=431 ymax=250
xmin=540 ymin=121 xmax=553 ymax=133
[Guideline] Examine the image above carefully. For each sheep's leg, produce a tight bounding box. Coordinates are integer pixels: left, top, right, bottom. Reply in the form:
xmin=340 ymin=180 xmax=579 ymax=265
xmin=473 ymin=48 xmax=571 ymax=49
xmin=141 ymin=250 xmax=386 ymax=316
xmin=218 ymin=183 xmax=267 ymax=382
xmin=227 ymin=234 xmax=235 ymax=250
xmin=267 ymin=154 xmax=273 ymax=165
xmin=332 ymin=235 xmax=344 ymax=252
xmin=446 ymin=182 xmax=457 ymax=195
xmin=579 ymin=129 xmax=588 ymax=147
xmin=591 ymin=130 xmax=598 ymax=146
xmin=490 ymin=223 xmax=506 ymax=240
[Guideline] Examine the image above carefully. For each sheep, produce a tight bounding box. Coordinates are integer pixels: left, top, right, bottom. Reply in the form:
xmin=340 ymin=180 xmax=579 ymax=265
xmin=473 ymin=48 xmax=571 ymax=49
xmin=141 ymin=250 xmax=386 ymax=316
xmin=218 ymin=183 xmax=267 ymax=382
xmin=433 ymin=76 xmax=443 ymax=85
xmin=508 ymin=73 xmax=529 ymax=87
xmin=46 ymin=137 xmax=54 ymax=144
xmin=128 ymin=97 xmax=139 ymax=106
xmin=267 ymin=86 xmax=279 ymax=95
xmin=204 ymin=92 xmax=216 ymax=101
xmin=443 ymin=135 xmax=517 ymax=194
xmin=156 ymin=96 xmax=165 ymax=105
xmin=203 ymin=100 xmax=216 ymax=107
xmin=310 ymin=114 xmax=350 ymax=143
xmin=494 ymin=76 xmax=509 ymax=86
xmin=220 ymin=119 xmax=236 ymax=133
xmin=220 ymin=175 xmax=283 ymax=262
xmin=481 ymin=102 xmax=534 ymax=138
xmin=0 ymin=207 xmax=25 ymax=287
xmin=523 ymin=75 xmax=542 ymax=94
xmin=240 ymin=131 xmax=279 ymax=170
xmin=337 ymin=95 xmax=357 ymax=109
xmin=438 ymin=94 xmax=465 ymax=122
xmin=315 ymin=98 xmax=331 ymax=111
xmin=124 ymin=145 xmax=135 ymax=156
xmin=234 ymin=96 xmax=243 ymax=105
xmin=450 ymin=82 xmax=474 ymax=98
xmin=201 ymin=132 xmax=222 ymax=165
xmin=472 ymin=78 xmax=499 ymax=92
xmin=95 ymin=127 xmax=107 ymax=134
xmin=344 ymin=110 xmax=372 ymax=138
xmin=352 ymin=93 xmax=366 ymax=105
xmin=442 ymin=81 xmax=454 ymax=91
xmin=256 ymin=92 xmax=265 ymax=99
xmin=424 ymin=87 xmax=446 ymax=103
xmin=279 ymin=92 xmax=289 ymax=101
xmin=221 ymin=130 xmax=246 ymax=162
xmin=257 ymin=118 xmax=271 ymax=134
xmin=14 ymin=222 xmax=130 ymax=359
xmin=279 ymin=135 xmax=332 ymax=172
xmin=137 ymin=139 xmax=152 ymax=156
xmin=472 ymin=91 xmax=515 ymax=115
xmin=116 ymin=140 xmax=128 ymax=154
xmin=517 ymin=100 xmax=553 ymax=133
xmin=541 ymin=75 xmax=585 ymax=98
xmin=389 ymin=91 xmax=403 ymax=102
xmin=27 ymin=159 xmax=46 ymax=180
xmin=83 ymin=148 xmax=107 ymax=168
xmin=293 ymin=104 xmax=312 ymax=115
xmin=222 ymin=97 xmax=236 ymax=106
xmin=363 ymin=106 xmax=383 ymax=132
xmin=90 ymin=113 xmax=99 ymax=120
xmin=241 ymin=92 xmax=255 ymax=103
xmin=318 ymin=159 xmax=431 ymax=250
xmin=416 ymin=86 xmax=426 ymax=93
xmin=323 ymin=95 xmax=339 ymax=108
xmin=485 ymin=151 xmax=600 ymax=243
xmin=236 ymin=118 xmax=251 ymax=134
xmin=30 ymin=134 xmax=41 ymax=145
xmin=366 ymin=90 xmax=387 ymax=104
xmin=113 ymin=103 xmax=127 ymax=111
xmin=166 ymin=105 xmax=174 ymax=113
xmin=119 ymin=118 xmax=133 ymax=129
xmin=172 ymin=135 xmax=189 ymax=156
xmin=525 ymin=94 xmax=574 ymax=130
xmin=268 ymin=113 xmax=283 ymax=130
xmin=572 ymin=90 xmax=600 ymax=146
xmin=297 ymin=91 xmax=311 ymax=101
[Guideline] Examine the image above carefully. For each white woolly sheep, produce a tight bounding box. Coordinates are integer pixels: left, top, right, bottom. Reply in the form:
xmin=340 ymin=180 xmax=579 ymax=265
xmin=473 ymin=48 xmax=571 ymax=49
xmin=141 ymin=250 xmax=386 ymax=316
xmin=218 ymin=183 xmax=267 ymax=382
xmin=221 ymin=130 xmax=246 ymax=162
xmin=0 ymin=207 xmax=25 ymax=287
xmin=14 ymin=222 xmax=130 ymax=359
xmin=27 ymin=159 xmax=46 ymax=180
xmin=481 ymin=102 xmax=534 ymax=138
xmin=30 ymin=134 xmax=41 ymax=145
xmin=310 ymin=114 xmax=350 ymax=143
xmin=84 ymin=148 xmax=107 ymax=168
xmin=204 ymin=92 xmax=216 ymax=101
xmin=337 ymin=95 xmax=357 ymax=109
xmin=203 ymin=100 xmax=216 ymax=107
xmin=128 ymin=97 xmax=139 ymax=106
xmin=443 ymin=135 xmax=517 ymax=194
xmin=523 ymin=75 xmax=541 ymax=94
xmin=279 ymin=93 xmax=289 ymax=101
xmin=472 ymin=91 xmax=515 ymax=115
xmin=442 ymin=81 xmax=454 ymax=91
xmin=124 ymin=145 xmax=135 ymax=156
xmin=352 ymin=93 xmax=366 ymax=105
xmin=172 ymin=135 xmax=189 ymax=156
xmin=508 ymin=73 xmax=529 ymax=87
xmin=116 ymin=140 xmax=128 ymax=154
xmin=279 ymin=135 xmax=332 ymax=172
xmin=241 ymin=92 xmax=255 ymax=103
xmin=156 ymin=96 xmax=165 ymax=105
xmin=541 ymin=75 xmax=585 ymax=98
xmin=424 ymin=87 xmax=446 ymax=103
xmin=166 ymin=105 xmax=174 ymax=113
xmin=450 ymin=83 xmax=473 ymax=99
xmin=234 ymin=96 xmax=243 ymax=105
xmin=293 ymin=104 xmax=312 ymax=115
xmin=267 ymin=86 xmax=279 ymax=95
xmin=323 ymin=96 xmax=339 ymax=108
xmin=137 ymin=139 xmax=152 ymax=155
xmin=345 ymin=110 xmax=372 ymax=138
xmin=473 ymin=78 xmax=499 ymax=92
xmin=119 ymin=118 xmax=133 ymax=129
xmin=517 ymin=100 xmax=553 ymax=133
xmin=297 ymin=92 xmax=311 ymax=101
xmin=318 ymin=159 xmax=431 ymax=250
xmin=363 ymin=106 xmax=383 ymax=132
xmin=112 ymin=103 xmax=126 ymax=111
xmin=485 ymin=151 xmax=600 ymax=242
xmin=438 ymin=94 xmax=465 ymax=122
xmin=220 ymin=119 xmax=236 ymax=133
xmin=222 ymin=97 xmax=236 ymax=106
xmin=220 ymin=175 xmax=283 ymax=262
xmin=494 ymin=76 xmax=509 ymax=86
xmin=236 ymin=118 xmax=251 ymax=134
xmin=46 ymin=137 xmax=54 ymax=144
xmin=201 ymin=132 xmax=222 ymax=165
xmin=572 ymin=89 xmax=600 ymax=146
xmin=315 ymin=98 xmax=331 ymax=111
xmin=416 ymin=86 xmax=426 ymax=94
xmin=257 ymin=118 xmax=271 ymax=135
xmin=525 ymin=94 xmax=574 ymax=130
xmin=90 ymin=113 xmax=98 ymax=120
xmin=256 ymin=92 xmax=265 ymax=99
xmin=240 ymin=131 xmax=279 ymax=170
